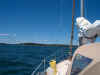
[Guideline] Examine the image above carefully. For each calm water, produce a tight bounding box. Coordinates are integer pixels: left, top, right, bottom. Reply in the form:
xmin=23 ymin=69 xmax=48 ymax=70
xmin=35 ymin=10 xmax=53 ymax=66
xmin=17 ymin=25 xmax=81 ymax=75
xmin=0 ymin=45 xmax=77 ymax=75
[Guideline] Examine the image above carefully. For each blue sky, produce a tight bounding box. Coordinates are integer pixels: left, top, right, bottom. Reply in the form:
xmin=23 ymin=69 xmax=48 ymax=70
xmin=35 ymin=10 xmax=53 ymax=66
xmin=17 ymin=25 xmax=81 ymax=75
xmin=0 ymin=0 xmax=100 ymax=44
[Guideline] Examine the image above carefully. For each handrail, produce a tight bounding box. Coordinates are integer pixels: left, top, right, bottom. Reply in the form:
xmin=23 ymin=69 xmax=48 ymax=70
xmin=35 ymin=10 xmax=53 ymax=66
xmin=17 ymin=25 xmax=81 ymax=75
xmin=31 ymin=60 xmax=43 ymax=75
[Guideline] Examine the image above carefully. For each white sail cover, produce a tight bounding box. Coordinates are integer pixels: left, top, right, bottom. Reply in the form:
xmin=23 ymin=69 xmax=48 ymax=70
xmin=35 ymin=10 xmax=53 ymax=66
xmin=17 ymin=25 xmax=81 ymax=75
xmin=76 ymin=17 xmax=100 ymax=37
xmin=93 ymin=20 xmax=100 ymax=36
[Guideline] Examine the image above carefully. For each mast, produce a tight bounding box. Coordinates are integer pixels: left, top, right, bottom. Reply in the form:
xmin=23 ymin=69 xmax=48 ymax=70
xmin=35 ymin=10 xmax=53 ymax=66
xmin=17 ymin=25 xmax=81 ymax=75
xmin=81 ymin=0 xmax=84 ymax=17
xmin=79 ymin=0 xmax=84 ymax=46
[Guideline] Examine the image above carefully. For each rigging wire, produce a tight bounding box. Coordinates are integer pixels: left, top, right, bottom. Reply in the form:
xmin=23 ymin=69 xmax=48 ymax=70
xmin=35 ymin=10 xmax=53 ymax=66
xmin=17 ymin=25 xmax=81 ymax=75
xmin=31 ymin=0 xmax=75 ymax=74
xmin=69 ymin=0 xmax=75 ymax=56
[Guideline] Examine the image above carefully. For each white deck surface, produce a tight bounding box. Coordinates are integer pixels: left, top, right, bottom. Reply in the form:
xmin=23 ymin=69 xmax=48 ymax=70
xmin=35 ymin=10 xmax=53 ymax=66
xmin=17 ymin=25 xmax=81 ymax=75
xmin=46 ymin=59 xmax=71 ymax=75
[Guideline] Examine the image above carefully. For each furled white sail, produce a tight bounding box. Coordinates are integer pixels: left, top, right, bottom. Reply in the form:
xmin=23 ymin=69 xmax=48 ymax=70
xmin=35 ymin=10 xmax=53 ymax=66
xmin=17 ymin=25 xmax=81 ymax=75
xmin=76 ymin=17 xmax=100 ymax=44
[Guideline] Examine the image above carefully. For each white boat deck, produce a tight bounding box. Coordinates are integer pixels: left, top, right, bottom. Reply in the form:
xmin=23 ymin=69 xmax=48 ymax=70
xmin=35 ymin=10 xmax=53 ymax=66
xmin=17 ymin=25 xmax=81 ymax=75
xmin=46 ymin=59 xmax=71 ymax=75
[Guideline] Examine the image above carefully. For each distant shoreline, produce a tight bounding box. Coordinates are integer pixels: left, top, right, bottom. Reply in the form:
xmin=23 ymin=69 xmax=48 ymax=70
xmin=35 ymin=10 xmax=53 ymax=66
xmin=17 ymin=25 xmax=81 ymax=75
xmin=0 ymin=43 xmax=78 ymax=47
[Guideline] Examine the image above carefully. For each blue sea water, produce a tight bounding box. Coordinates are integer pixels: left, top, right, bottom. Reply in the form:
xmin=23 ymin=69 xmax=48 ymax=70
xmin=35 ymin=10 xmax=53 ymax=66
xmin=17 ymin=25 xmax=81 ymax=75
xmin=0 ymin=45 xmax=77 ymax=75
